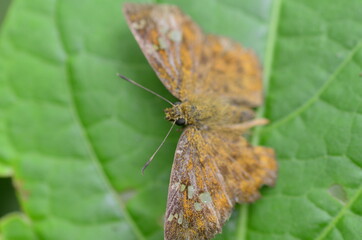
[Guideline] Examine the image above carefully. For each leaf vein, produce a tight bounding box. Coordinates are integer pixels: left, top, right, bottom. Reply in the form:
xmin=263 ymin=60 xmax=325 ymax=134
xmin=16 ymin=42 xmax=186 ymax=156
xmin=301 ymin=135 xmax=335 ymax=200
xmin=314 ymin=185 xmax=362 ymax=240
xmin=263 ymin=40 xmax=362 ymax=132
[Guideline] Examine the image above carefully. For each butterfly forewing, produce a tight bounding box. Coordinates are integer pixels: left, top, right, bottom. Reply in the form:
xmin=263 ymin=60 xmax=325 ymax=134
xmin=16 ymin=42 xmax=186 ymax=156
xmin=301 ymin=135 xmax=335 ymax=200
xmin=123 ymin=3 xmax=263 ymax=106
xmin=123 ymin=3 xmax=204 ymax=100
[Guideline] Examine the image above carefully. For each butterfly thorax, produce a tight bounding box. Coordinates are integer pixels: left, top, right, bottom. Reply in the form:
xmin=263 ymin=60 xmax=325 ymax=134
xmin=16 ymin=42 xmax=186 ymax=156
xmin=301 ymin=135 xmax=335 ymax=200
xmin=164 ymin=96 xmax=230 ymax=127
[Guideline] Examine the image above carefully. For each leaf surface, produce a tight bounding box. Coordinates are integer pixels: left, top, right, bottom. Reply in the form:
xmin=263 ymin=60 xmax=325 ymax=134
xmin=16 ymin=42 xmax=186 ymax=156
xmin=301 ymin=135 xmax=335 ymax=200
xmin=0 ymin=0 xmax=361 ymax=240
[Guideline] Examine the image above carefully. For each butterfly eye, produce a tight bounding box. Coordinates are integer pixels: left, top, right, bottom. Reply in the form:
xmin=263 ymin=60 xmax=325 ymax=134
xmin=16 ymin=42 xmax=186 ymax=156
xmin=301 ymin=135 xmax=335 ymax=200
xmin=175 ymin=118 xmax=186 ymax=126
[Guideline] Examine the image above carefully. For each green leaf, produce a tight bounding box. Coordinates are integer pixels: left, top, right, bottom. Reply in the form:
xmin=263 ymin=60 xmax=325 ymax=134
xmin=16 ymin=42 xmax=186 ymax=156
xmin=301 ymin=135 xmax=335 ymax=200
xmin=1 ymin=214 xmax=37 ymax=240
xmin=0 ymin=1 xmax=361 ymax=240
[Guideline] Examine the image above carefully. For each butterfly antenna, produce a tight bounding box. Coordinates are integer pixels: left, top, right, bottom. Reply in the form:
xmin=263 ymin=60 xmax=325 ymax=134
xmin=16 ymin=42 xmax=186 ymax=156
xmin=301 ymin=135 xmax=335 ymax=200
xmin=141 ymin=121 xmax=176 ymax=175
xmin=117 ymin=74 xmax=174 ymax=106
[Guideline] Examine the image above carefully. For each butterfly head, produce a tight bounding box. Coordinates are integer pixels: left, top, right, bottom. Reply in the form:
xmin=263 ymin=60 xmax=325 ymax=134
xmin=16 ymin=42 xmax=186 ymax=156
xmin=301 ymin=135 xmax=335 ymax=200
xmin=164 ymin=102 xmax=189 ymax=126
xmin=164 ymin=98 xmax=219 ymax=127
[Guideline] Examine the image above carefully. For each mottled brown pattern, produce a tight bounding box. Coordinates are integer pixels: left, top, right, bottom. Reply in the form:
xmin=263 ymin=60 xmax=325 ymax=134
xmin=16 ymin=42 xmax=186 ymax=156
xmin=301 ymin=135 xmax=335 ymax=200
xmin=123 ymin=3 xmax=203 ymax=98
xmin=123 ymin=3 xmax=277 ymax=240
xmin=165 ymin=127 xmax=276 ymax=240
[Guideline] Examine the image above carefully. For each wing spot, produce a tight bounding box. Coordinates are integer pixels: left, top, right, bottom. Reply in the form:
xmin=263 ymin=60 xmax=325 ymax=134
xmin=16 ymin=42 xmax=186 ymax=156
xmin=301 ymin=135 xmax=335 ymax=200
xmin=199 ymin=192 xmax=212 ymax=204
xmin=194 ymin=202 xmax=203 ymax=211
xmin=158 ymin=37 xmax=169 ymax=49
xmin=168 ymin=30 xmax=183 ymax=43
xmin=131 ymin=19 xmax=146 ymax=30
xmin=167 ymin=213 xmax=174 ymax=222
xmin=177 ymin=212 xmax=183 ymax=224
xmin=188 ymin=185 xmax=196 ymax=199
xmin=180 ymin=184 xmax=186 ymax=192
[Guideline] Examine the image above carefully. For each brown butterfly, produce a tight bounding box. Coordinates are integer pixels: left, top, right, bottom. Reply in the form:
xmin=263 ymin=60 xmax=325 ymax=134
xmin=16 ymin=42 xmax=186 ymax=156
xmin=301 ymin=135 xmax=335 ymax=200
xmin=122 ymin=3 xmax=277 ymax=240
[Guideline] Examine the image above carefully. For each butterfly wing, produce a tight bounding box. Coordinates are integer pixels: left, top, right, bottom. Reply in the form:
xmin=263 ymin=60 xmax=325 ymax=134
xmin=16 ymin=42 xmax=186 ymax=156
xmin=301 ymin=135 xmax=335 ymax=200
xmin=192 ymin=35 xmax=263 ymax=107
xmin=123 ymin=4 xmax=262 ymax=106
xmin=123 ymin=3 xmax=204 ymax=99
xmin=165 ymin=127 xmax=277 ymax=240
xmin=124 ymin=4 xmax=274 ymax=239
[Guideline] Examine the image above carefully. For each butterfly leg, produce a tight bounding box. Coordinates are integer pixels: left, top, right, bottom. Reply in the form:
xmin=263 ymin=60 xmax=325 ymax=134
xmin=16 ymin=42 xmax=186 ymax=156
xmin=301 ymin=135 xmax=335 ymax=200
xmin=225 ymin=118 xmax=269 ymax=131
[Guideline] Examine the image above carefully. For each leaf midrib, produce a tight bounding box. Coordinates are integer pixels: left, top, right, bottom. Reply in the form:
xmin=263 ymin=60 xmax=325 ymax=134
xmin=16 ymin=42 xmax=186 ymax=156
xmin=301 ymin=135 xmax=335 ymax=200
xmin=236 ymin=0 xmax=283 ymax=239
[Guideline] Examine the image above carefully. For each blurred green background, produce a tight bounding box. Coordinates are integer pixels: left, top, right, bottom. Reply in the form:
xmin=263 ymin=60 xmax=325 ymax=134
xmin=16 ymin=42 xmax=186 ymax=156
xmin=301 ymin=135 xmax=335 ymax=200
xmin=0 ymin=0 xmax=19 ymax=218
xmin=0 ymin=0 xmax=11 ymax=23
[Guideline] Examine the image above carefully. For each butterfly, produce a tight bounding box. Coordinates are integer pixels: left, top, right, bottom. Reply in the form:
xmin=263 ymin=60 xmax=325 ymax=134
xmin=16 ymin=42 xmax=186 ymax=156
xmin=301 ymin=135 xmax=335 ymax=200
xmin=123 ymin=3 xmax=277 ymax=240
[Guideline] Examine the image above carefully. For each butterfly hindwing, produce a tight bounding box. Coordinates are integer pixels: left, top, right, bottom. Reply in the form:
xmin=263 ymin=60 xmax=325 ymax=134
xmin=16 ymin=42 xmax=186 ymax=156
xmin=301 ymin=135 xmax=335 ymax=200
xmin=194 ymin=35 xmax=263 ymax=107
xmin=165 ymin=127 xmax=277 ymax=240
